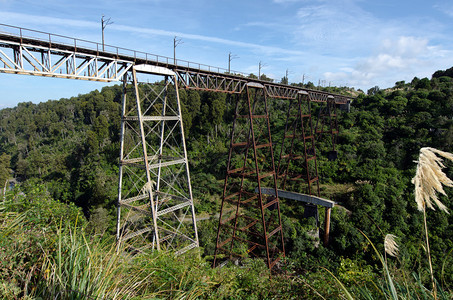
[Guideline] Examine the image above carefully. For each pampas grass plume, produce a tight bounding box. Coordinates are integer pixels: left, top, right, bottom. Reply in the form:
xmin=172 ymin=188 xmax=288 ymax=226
xmin=384 ymin=234 xmax=399 ymax=257
xmin=412 ymin=147 xmax=453 ymax=213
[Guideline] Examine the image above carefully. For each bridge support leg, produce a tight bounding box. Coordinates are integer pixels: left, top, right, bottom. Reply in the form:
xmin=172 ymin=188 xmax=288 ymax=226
xmin=324 ymin=207 xmax=331 ymax=246
xmin=116 ymin=66 xmax=198 ymax=254
xmin=278 ymin=91 xmax=338 ymax=244
xmin=277 ymin=91 xmax=320 ymax=196
xmin=213 ymin=83 xmax=285 ymax=270
xmin=315 ymin=96 xmax=339 ymax=159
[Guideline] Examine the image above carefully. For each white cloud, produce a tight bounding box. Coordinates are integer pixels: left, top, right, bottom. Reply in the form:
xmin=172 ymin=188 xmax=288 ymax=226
xmin=282 ymin=0 xmax=453 ymax=89
xmin=0 ymin=12 xmax=95 ymax=29
xmin=434 ymin=2 xmax=453 ymax=17
xmin=293 ymin=1 xmax=378 ymax=53
xmin=323 ymin=36 xmax=453 ymax=89
xmin=113 ymin=24 xmax=306 ymax=56
xmin=380 ymin=36 xmax=428 ymax=57
xmin=291 ymin=0 xmax=446 ymax=58
xmin=0 ymin=11 xmax=307 ymax=57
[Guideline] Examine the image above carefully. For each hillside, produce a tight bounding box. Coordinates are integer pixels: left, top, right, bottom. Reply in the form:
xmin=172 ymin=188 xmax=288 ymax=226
xmin=1 ymin=72 xmax=453 ymax=298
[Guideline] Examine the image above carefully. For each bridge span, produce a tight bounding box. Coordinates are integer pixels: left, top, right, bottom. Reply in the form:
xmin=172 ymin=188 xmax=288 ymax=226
xmin=0 ymin=23 xmax=352 ymax=269
xmin=0 ymin=23 xmax=349 ymax=103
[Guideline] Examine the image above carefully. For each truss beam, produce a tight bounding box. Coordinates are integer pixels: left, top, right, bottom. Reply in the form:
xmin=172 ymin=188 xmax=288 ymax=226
xmin=276 ymin=92 xmax=339 ymax=246
xmin=0 ymin=35 xmax=132 ymax=82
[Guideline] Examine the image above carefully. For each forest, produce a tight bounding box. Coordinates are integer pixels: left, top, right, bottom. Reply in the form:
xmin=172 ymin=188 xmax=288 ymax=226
xmin=1 ymin=67 xmax=453 ymax=299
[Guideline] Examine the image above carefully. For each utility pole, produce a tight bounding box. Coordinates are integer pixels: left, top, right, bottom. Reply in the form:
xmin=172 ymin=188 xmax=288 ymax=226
xmin=174 ymin=36 xmax=183 ymax=65
xmin=258 ymin=61 xmax=267 ymax=79
xmin=101 ymin=15 xmax=113 ymax=52
xmin=228 ymin=52 xmax=239 ymax=73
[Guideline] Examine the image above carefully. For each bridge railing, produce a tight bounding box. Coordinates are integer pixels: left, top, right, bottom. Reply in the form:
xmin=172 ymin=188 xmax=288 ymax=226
xmin=0 ymin=23 xmax=248 ymax=77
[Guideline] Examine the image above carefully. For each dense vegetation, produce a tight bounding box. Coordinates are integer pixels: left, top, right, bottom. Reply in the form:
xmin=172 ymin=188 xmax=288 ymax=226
xmin=1 ymin=70 xmax=453 ymax=298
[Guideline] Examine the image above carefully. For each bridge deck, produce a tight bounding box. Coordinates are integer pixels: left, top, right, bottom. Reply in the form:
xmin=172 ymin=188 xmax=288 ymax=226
xmin=0 ymin=23 xmax=351 ymax=103
xmin=257 ymin=187 xmax=335 ymax=208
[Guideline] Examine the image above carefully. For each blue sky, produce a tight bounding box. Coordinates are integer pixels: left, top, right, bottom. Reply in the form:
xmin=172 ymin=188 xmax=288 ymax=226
xmin=1 ymin=0 xmax=453 ymax=108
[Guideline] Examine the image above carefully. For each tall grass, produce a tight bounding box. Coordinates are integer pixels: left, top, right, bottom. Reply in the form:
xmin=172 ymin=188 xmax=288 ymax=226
xmin=325 ymin=231 xmax=452 ymax=299
xmin=412 ymin=147 xmax=453 ymax=299
xmin=37 ymin=223 xmax=151 ymax=299
xmin=0 ymin=193 xmax=223 ymax=299
xmin=34 ymin=220 xmax=231 ymax=299
xmin=2 ymin=190 xmax=284 ymax=299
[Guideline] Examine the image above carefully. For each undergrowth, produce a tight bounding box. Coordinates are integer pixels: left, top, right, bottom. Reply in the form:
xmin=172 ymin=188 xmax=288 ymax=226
xmin=1 ymin=184 xmax=452 ymax=299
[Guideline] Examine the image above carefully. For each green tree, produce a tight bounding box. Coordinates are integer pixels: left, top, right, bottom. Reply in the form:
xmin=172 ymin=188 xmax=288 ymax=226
xmin=415 ymin=77 xmax=431 ymax=90
xmin=259 ymin=74 xmax=273 ymax=82
xmin=367 ymin=86 xmax=380 ymax=96
xmin=281 ymin=76 xmax=288 ymax=85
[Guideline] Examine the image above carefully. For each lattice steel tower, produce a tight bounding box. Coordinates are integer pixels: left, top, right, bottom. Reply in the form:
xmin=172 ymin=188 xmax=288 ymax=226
xmin=277 ymin=91 xmax=320 ymax=196
xmin=116 ymin=65 xmax=198 ymax=254
xmin=213 ymin=83 xmax=285 ymax=270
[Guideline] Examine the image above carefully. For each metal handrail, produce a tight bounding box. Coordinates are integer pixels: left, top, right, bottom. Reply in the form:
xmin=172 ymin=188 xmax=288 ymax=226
xmin=0 ymin=23 xmax=248 ymax=77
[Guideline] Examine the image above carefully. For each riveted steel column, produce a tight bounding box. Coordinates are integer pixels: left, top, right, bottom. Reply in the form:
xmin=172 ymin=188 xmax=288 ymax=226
xmin=132 ymin=68 xmax=161 ymax=250
xmin=116 ymin=74 xmax=128 ymax=241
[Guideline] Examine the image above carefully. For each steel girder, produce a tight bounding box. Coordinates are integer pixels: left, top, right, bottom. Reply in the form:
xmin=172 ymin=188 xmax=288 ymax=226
xmin=174 ymin=68 xmax=351 ymax=104
xmin=116 ymin=66 xmax=198 ymax=255
xmin=175 ymin=69 xmax=248 ymax=94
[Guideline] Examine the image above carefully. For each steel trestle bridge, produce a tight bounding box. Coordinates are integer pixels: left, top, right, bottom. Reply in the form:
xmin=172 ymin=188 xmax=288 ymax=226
xmin=0 ymin=23 xmax=351 ymax=269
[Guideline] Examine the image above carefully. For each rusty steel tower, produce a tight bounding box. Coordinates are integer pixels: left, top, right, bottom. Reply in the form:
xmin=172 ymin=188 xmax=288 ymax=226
xmin=213 ymin=83 xmax=285 ymax=270
xmin=277 ymin=91 xmax=321 ymax=196
xmin=276 ymin=93 xmax=340 ymax=246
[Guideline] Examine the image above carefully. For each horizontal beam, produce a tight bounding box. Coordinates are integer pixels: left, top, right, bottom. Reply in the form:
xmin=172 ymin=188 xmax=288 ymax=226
xmin=257 ymin=187 xmax=335 ymax=208
xmin=134 ymin=64 xmax=175 ymax=76
xmin=123 ymin=116 xmax=180 ymax=121
xmin=175 ymin=242 xmax=198 ymax=255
